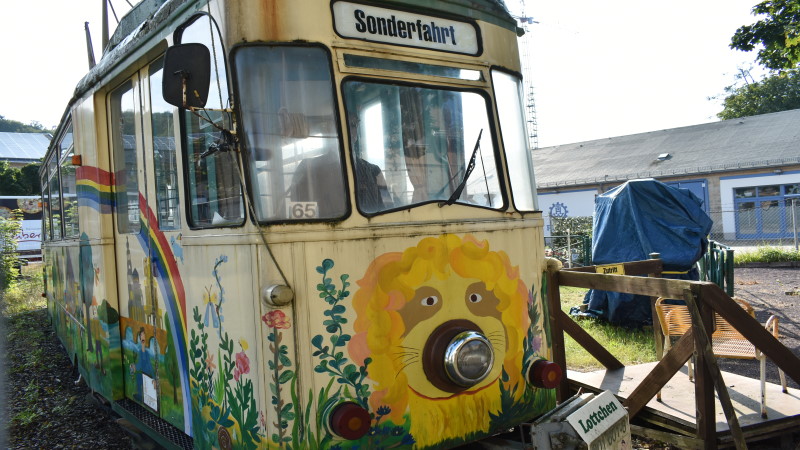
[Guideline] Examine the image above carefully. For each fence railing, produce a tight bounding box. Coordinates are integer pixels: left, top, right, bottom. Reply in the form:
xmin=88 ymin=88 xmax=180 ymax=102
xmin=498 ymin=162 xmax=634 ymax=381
xmin=708 ymin=201 xmax=800 ymax=250
xmin=544 ymin=234 xmax=591 ymax=268
xmin=698 ymin=240 xmax=734 ymax=297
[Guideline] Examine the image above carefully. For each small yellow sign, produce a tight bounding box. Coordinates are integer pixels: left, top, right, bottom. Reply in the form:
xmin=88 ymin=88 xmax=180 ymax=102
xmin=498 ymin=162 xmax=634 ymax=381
xmin=595 ymin=264 xmax=625 ymax=275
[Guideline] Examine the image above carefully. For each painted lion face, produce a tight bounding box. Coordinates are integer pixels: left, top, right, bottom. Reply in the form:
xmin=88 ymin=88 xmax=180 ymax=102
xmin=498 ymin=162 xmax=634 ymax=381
xmin=349 ymin=234 xmax=530 ymax=446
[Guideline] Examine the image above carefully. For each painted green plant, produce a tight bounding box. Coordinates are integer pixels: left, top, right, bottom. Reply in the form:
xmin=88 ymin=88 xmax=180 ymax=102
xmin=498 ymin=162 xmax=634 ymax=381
xmin=304 ymin=259 xmax=414 ymax=449
xmin=188 ymin=255 xmax=262 ymax=449
xmin=263 ymin=310 xmax=295 ymax=448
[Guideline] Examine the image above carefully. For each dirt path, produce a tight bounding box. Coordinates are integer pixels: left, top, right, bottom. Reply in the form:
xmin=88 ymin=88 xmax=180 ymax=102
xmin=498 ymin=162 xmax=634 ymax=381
xmin=724 ymin=267 xmax=800 ymax=390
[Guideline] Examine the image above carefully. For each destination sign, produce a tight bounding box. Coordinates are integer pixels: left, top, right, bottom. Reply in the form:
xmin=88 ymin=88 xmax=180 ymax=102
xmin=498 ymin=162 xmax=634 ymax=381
xmin=332 ymin=2 xmax=480 ymax=55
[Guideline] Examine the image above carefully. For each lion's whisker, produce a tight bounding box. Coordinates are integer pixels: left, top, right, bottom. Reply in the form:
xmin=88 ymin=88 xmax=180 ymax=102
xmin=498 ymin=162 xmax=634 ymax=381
xmin=396 ymin=359 xmax=419 ymax=378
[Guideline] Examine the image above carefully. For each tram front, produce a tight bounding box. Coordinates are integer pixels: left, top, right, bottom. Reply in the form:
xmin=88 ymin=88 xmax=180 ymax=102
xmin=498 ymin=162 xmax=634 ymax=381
xmin=165 ymin=0 xmax=559 ymax=447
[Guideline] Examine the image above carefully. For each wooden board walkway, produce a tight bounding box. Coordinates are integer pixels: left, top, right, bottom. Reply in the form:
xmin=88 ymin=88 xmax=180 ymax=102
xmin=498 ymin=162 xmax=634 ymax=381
xmin=569 ymin=362 xmax=800 ymax=445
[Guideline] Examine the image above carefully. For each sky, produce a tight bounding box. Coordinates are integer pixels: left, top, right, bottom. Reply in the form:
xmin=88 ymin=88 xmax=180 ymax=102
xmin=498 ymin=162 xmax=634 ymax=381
xmin=2 ymin=0 xmax=766 ymax=146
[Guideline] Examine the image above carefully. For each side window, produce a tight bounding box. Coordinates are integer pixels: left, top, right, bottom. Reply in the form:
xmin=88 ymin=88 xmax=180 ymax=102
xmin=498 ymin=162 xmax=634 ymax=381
xmin=60 ymin=124 xmax=79 ymax=238
xmin=48 ymin=157 xmax=62 ymax=240
xmin=149 ymin=59 xmax=181 ymax=230
xmin=177 ymin=14 xmax=244 ymax=227
xmin=41 ymin=175 xmax=51 ymax=241
xmin=110 ymin=80 xmax=141 ymax=233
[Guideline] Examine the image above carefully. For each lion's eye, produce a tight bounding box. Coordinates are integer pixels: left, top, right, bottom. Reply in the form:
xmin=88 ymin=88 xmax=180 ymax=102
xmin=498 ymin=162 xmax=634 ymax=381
xmin=422 ymin=296 xmax=439 ymax=306
xmin=468 ymin=293 xmax=482 ymax=303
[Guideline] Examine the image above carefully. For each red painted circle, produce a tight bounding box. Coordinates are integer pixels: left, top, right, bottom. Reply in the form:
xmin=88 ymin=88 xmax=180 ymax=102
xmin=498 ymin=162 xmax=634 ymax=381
xmin=329 ymin=402 xmax=371 ymax=440
xmin=530 ymin=359 xmax=563 ymax=389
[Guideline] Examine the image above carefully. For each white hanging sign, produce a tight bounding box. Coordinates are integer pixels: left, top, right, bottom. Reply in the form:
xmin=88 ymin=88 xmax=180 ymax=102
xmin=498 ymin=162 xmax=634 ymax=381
xmin=333 ymin=1 xmax=480 ymax=55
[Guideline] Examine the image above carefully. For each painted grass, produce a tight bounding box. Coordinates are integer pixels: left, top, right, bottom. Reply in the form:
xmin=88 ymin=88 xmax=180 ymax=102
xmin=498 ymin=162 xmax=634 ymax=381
xmin=559 ymin=286 xmax=658 ymax=372
xmin=0 ymin=262 xmax=45 ymax=316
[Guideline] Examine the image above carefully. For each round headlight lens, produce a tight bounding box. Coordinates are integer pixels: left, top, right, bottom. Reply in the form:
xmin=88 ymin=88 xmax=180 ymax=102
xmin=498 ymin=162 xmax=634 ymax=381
xmin=444 ymin=331 xmax=494 ymax=387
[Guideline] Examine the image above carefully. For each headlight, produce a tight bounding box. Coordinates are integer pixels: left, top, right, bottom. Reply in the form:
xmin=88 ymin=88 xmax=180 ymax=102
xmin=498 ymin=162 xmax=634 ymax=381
xmin=444 ymin=331 xmax=494 ymax=387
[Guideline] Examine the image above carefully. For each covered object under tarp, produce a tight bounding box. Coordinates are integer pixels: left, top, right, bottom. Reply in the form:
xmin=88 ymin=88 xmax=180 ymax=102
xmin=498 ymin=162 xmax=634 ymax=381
xmin=580 ymin=179 xmax=713 ymax=328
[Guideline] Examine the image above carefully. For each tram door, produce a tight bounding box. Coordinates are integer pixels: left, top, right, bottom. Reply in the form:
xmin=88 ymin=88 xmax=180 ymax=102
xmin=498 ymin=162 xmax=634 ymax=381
xmin=110 ymin=57 xmax=184 ymax=427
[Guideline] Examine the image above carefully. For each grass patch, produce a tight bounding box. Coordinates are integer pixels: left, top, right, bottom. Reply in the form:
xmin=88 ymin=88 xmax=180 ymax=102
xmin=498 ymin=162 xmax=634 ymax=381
xmin=1 ymin=262 xmax=45 ymax=316
xmin=559 ymin=286 xmax=657 ymax=372
xmin=734 ymin=246 xmax=800 ymax=265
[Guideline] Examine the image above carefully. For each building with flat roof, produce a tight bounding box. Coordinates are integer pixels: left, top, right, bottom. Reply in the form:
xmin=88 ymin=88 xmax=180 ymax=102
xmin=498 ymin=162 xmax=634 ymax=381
xmin=0 ymin=132 xmax=50 ymax=168
xmin=533 ymin=108 xmax=800 ymax=243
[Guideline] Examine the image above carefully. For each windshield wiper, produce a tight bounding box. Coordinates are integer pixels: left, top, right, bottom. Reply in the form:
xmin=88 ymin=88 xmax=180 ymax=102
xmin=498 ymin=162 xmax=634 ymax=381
xmin=442 ymin=129 xmax=482 ymax=206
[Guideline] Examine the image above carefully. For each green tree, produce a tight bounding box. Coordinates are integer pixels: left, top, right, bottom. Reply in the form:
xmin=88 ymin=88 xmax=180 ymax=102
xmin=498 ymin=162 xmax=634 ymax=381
xmin=716 ymin=69 xmax=800 ymax=119
xmin=0 ymin=161 xmax=27 ymax=196
xmin=0 ymin=210 xmax=23 ymax=289
xmin=0 ymin=115 xmax=51 ymax=133
xmin=731 ymin=0 xmax=800 ymax=71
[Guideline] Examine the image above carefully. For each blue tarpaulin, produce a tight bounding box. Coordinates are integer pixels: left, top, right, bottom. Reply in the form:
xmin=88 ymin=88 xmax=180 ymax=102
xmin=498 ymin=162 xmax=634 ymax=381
xmin=580 ymin=179 xmax=713 ymax=328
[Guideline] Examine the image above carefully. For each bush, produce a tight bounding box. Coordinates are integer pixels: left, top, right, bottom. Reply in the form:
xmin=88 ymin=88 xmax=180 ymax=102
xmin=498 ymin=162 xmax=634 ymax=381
xmin=734 ymin=245 xmax=800 ymax=265
xmin=0 ymin=210 xmax=23 ymax=290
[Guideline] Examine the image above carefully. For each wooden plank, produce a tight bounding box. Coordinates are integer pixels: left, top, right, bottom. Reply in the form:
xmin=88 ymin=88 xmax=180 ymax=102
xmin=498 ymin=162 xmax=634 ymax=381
xmin=563 ymin=258 xmax=664 ymax=276
xmin=570 ymin=362 xmax=800 ymax=435
xmin=700 ymin=283 xmax=800 ymax=386
xmin=684 ymin=289 xmax=745 ymax=450
xmin=558 ymin=309 xmax=624 ymax=370
xmin=624 ymin=330 xmax=694 ymax=417
xmin=557 ymin=271 xmax=693 ymax=299
xmin=546 ymin=263 xmax=569 ymax=402
xmin=630 ymin=425 xmax=704 ymax=450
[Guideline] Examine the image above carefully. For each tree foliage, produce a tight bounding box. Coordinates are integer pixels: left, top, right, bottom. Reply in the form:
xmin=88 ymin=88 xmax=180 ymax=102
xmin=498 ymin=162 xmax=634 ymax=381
xmin=717 ymin=69 xmax=800 ymax=119
xmin=0 ymin=161 xmax=42 ymax=196
xmin=731 ymin=0 xmax=800 ymax=71
xmin=0 ymin=115 xmax=51 ymax=133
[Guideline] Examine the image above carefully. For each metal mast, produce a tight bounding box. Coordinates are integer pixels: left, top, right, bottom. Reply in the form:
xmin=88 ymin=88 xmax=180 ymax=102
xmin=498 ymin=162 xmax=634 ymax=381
xmin=515 ymin=1 xmax=539 ymax=150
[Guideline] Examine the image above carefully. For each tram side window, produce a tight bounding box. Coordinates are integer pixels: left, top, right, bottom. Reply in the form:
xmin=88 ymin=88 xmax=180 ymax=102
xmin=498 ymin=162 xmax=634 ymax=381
xmin=178 ymin=14 xmax=244 ymax=227
xmin=60 ymin=124 xmax=80 ymax=238
xmin=235 ymin=46 xmax=346 ymax=221
xmin=41 ymin=176 xmax=50 ymax=241
xmin=149 ymin=59 xmax=181 ymax=230
xmin=48 ymin=156 xmax=62 ymax=240
xmin=110 ymin=80 xmax=141 ymax=233
xmin=492 ymin=70 xmax=536 ymax=211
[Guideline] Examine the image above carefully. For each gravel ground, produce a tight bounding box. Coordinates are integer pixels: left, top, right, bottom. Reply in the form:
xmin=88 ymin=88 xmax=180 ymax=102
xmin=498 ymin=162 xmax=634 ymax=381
xmin=723 ymin=267 xmax=800 ymax=390
xmin=1 ymin=267 xmax=798 ymax=449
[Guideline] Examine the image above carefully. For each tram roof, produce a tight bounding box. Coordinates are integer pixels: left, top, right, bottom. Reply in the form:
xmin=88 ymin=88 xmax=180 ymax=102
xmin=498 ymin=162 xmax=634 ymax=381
xmin=50 ymin=0 xmax=519 ymax=153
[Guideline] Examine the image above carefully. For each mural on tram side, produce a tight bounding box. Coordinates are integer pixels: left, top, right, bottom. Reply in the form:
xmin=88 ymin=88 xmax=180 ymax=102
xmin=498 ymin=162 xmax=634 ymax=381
xmin=45 ymin=233 xmax=123 ymax=400
xmin=187 ymin=234 xmax=552 ymax=450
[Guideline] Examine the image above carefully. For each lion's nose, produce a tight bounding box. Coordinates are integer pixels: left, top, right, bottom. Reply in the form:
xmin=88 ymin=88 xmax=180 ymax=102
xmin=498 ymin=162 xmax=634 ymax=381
xmin=422 ymin=320 xmax=495 ymax=392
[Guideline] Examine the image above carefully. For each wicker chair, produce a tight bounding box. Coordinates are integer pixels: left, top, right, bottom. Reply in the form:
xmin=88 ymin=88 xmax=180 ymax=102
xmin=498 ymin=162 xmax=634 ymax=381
xmin=654 ymin=297 xmax=787 ymax=418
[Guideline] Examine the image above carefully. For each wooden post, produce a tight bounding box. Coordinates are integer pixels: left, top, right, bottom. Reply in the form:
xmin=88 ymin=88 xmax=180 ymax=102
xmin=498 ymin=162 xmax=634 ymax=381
xmin=648 ymin=252 xmax=664 ymax=361
xmin=684 ymin=288 xmax=747 ymax=450
xmin=689 ymin=287 xmax=717 ymax=450
xmin=545 ymin=258 xmax=569 ymax=402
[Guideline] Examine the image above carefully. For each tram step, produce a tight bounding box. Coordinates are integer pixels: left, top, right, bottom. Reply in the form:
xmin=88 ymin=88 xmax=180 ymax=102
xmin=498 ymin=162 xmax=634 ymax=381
xmin=113 ymin=398 xmax=193 ymax=450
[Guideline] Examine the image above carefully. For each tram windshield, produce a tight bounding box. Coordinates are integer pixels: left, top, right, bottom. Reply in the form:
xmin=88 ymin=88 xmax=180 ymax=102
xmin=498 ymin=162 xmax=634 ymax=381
xmin=236 ymin=46 xmax=347 ymax=222
xmin=343 ymin=81 xmax=502 ymax=214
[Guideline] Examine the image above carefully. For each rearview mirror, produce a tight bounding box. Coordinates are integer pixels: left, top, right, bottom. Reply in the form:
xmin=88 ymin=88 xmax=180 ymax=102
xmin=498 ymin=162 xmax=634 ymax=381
xmin=162 ymin=43 xmax=211 ymax=108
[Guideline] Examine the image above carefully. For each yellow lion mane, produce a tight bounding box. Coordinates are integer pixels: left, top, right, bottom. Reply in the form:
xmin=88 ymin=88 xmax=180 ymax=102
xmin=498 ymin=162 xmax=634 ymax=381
xmin=348 ymin=234 xmax=531 ymax=446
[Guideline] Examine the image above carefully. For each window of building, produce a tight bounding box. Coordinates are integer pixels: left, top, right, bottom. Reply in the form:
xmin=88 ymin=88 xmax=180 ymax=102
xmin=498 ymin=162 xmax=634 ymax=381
xmin=734 ymin=182 xmax=800 ymax=238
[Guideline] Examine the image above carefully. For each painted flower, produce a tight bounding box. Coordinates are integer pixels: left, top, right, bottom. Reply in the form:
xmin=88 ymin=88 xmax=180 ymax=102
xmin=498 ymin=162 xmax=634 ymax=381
xmin=233 ymin=351 xmax=250 ymax=382
xmin=205 ymin=353 xmax=216 ymax=372
xmin=239 ymin=338 xmax=249 ymax=351
xmin=261 ymin=310 xmax=291 ymax=329
xmin=531 ymin=335 xmax=542 ymax=353
xmin=203 ymin=289 xmax=220 ymax=328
